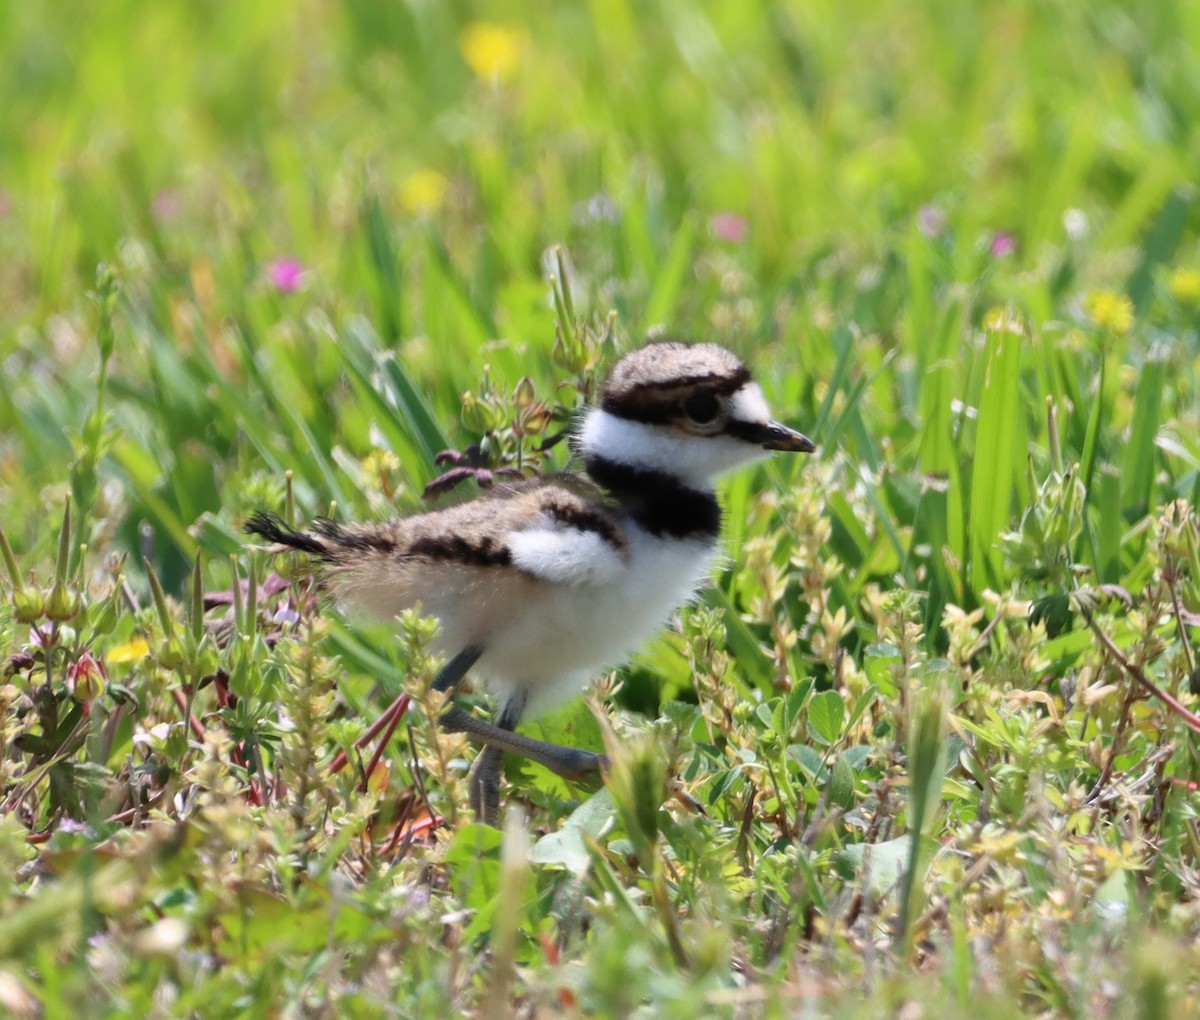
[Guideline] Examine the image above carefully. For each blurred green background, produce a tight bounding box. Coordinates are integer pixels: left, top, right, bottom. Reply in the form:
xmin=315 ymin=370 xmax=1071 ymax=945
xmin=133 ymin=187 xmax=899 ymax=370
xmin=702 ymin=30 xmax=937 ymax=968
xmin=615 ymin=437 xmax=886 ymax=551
xmin=3 ymin=0 xmax=1198 ymax=526
xmin=3 ymin=0 xmax=1198 ymax=513
xmin=3 ymin=0 xmax=1198 ymax=588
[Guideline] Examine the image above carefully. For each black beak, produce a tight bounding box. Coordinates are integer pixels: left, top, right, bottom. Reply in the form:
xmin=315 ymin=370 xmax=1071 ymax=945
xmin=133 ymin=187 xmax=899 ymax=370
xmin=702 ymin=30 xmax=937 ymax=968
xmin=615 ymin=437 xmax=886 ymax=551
xmin=727 ymin=419 xmax=816 ymax=453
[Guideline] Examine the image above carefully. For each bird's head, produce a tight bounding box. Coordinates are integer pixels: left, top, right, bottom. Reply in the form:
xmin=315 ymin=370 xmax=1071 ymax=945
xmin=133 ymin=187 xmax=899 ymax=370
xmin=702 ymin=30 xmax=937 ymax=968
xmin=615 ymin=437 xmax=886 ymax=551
xmin=579 ymin=341 xmax=814 ymax=486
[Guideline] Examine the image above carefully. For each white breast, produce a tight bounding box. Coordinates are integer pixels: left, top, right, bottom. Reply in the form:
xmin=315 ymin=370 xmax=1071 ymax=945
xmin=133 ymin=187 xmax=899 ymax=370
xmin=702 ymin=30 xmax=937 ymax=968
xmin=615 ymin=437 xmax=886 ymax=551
xmin=452 ymin=525 xmax=717 ymax=712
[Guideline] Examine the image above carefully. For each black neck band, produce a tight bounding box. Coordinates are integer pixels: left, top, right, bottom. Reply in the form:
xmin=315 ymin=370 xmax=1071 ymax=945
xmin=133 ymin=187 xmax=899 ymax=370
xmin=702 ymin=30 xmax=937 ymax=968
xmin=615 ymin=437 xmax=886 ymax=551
xmin=585 ymin=456 xmax=720 ymax=540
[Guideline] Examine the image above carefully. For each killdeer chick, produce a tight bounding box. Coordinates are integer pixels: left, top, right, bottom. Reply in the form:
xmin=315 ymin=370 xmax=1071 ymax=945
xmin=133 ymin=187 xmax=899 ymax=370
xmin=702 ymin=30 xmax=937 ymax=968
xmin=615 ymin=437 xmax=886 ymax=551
xmin=247 ymin=341 xmax=814 ymax=824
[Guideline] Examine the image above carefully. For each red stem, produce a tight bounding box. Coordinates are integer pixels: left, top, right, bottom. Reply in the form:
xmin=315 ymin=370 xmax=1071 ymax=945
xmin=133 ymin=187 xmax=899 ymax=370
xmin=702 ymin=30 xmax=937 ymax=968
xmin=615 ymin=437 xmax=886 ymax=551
xmin=330 ymin=693 xmax=411 ymax=774
xmin=172 ymin=688 xmax=207 ymax=740
xmin=358 ymin=695 xmax=412 ymax=792
xmin=1086 ymin=614 xmax=1200 ymax=735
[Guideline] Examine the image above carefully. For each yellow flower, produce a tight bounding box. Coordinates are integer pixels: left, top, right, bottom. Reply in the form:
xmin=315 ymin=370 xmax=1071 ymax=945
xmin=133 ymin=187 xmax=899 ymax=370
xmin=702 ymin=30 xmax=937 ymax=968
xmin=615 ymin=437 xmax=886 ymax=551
xmin=1086 ymin=290 xmax=1133 ymax=334
xmin=361 ymin=448 xmax=400 ymax=476
xmin=399 ymin=169 xmax=448 ymax=216
xmin=1168 ymin=267 xmax=1200 ymax=305
xmin=107 ymin=638 xmax=150 ymax=664
xmin=361 ymin=448 xmax=402 ymax=496
xmin=983 ymin=306 xmax=1025 ymax=335
xmin=459 ymin=22 xmax=523 ymax=83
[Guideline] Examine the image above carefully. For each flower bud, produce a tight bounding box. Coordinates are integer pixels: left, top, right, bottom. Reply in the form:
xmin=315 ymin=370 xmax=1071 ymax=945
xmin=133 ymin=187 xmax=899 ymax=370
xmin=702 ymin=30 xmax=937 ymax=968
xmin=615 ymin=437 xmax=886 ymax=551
xmin=44 ymin=581 xmax=82 ymax=622
xmin=511 ymin=377 xmax=536 ymax=409
xmin=89 ymin=592 xmax=120 ymax=635
xmin=521 ymin=405 xmax=552 ymax=435
xmin=13 ymin=588 xmax=45 ymax=624
xmin=68 ymin=650 xmax=107 ymax=701
xmin=552 ymin=330 xmax=589 ymax=373
xmin=158 ymin=635 xmax=186 ymax=671
xmin=460 ymin=392 xmax=489 ymax=432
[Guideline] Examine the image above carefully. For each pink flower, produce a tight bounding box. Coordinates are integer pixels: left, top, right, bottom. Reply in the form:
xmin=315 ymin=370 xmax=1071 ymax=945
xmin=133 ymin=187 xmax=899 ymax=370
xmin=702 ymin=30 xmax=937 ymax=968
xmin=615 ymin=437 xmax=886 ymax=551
xmin=151 ymin=188 xmax=182 ymax=222
xmin=29 ymin=624 xmax=54 ymax=650
xmin=711 ymin=212 xmax=748 ymax=244
xmin=989 ymin=231 xmax=1017 ymax=258
xmin=268 ymin=258 xmax=306 ymax=293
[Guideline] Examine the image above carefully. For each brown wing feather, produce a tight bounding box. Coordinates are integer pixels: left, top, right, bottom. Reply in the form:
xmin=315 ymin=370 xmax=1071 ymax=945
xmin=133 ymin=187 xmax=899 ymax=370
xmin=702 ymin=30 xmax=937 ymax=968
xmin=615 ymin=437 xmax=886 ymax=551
xmin=246 ymin=478 xmax=629 ymax=625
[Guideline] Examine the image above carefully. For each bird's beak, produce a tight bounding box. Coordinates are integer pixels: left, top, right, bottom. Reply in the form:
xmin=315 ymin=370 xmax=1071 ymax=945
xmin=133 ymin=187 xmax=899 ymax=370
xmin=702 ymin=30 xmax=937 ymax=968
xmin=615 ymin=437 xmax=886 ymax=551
xmin=755 ymin=421 xmax=816 ymax=453
xmin=724 ymin=418 xmax=817 ymax=452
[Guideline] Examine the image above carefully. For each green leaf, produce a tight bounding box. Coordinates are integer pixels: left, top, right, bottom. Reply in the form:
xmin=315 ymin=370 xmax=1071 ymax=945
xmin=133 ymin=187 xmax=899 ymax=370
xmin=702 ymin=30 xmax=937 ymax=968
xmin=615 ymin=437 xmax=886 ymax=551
xmin=826 ymin=753 xmax=856 ymax=809
xmin=836 ymin=834 xmax=912 ymax=898
xmin=443 ymin=823 xmax=504 ymax=943
xmin=787 ymin=743 xmax=825 ymax=782
xmin=864 ymin=643 xmax=901 ymax=698
xmin=339 ymin=320 xmax=453 ymax=479
xmin=807 ymin=690 xmax=844 ymax=746
xmin=529 ymin=789 xmax=615 ymax=875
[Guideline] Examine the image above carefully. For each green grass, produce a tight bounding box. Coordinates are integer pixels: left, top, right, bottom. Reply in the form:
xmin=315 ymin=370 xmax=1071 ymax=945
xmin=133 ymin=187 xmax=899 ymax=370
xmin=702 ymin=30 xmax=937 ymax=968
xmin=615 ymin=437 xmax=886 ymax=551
xmin=3 ymin=0 xmax=1200 ymax=1015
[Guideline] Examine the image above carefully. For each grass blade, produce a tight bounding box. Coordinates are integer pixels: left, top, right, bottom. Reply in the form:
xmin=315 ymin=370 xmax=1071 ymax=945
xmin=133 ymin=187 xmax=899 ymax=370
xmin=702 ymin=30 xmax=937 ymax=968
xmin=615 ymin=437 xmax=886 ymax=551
xmin=1121 ymin=354 xmax=1166 ymax=518
xmin=968 ymin=325 xmax=1022 ymax=594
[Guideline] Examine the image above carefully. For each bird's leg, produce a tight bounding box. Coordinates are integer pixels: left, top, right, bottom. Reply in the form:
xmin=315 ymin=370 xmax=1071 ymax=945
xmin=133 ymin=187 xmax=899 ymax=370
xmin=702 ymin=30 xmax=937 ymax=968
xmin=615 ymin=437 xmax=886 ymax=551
xmin=431 ymin=646 xmax=485 ymax=694
xmin=431 ymin=647 xmax=607 ymax=823
xmin=439 ymin=704 xmax=609 ymax=782
xmin=467 ymin=694 xmax=525 ymax=826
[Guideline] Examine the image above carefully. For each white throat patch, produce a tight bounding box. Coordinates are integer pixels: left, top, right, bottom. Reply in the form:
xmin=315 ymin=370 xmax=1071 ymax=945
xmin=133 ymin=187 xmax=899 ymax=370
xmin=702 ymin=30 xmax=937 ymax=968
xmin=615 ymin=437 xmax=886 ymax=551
xmin=579 ymin=386 xmax=775 ymax=488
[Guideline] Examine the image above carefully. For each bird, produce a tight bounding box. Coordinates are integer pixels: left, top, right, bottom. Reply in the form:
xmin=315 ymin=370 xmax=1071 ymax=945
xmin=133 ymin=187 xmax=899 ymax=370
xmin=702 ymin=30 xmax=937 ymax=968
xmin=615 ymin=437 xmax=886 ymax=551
xmin=246 ymin=340 xmax=814 ymax=825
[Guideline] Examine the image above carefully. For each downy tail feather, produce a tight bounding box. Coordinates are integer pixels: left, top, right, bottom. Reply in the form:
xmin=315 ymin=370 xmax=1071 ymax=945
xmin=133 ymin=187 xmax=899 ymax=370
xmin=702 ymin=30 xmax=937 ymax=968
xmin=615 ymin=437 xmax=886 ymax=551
xmin=245 ymin=511 xmax=399 ymax=563
xmin=244 ymin=511 xmax=336 ymax=559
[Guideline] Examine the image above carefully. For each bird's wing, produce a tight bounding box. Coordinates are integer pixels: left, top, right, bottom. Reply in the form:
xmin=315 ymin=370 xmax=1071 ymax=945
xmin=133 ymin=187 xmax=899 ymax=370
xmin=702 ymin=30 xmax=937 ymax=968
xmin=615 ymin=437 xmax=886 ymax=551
xmin=505 ymin=486 xmax=630 ymax=586
xmin=246 ymin=478 xmax=631 ymax=598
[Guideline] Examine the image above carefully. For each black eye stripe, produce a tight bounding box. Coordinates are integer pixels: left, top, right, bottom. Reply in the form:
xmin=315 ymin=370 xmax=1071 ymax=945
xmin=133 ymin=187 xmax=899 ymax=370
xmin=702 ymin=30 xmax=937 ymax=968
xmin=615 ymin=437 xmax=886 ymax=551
xmin=722 ymin=419 xmax=774 ymax=442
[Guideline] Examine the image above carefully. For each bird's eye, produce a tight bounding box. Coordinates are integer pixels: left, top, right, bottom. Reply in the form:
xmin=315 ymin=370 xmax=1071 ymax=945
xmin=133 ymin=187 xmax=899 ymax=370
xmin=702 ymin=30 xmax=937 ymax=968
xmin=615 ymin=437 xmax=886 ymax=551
xmin=682 ymin=393 xmax=720 ymax=424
